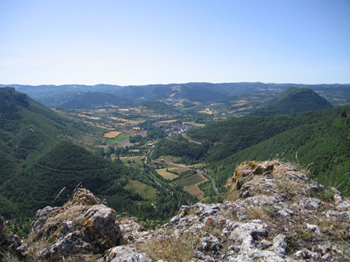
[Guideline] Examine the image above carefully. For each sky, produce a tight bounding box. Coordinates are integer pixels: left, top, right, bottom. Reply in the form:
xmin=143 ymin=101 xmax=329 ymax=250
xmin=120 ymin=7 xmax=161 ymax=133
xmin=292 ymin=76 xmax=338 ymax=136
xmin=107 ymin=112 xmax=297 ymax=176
xmin=0 ymin=0 xmax=349 ymax=86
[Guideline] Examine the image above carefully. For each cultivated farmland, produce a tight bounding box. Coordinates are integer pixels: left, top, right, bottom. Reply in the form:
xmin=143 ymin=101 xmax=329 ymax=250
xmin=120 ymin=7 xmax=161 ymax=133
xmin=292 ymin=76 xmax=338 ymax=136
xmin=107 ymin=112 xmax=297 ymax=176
xmin=103 ymin=131 xmax=122 ymax=138
xmin=177 ymin=174 xmax=205 ymax=187
xmin=184 ymin=185 xmax=203 ymax=197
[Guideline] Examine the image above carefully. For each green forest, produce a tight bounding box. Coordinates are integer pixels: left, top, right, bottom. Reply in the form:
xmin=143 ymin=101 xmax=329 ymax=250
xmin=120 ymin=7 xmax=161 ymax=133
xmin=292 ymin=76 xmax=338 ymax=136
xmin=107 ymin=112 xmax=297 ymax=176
xmin=250 ymin=87 xmax=333 ymax=116
xmin=0 ymin=88 xmax=196 ymax=232
xmin=154 ymin=104 xmax=350 ymax=195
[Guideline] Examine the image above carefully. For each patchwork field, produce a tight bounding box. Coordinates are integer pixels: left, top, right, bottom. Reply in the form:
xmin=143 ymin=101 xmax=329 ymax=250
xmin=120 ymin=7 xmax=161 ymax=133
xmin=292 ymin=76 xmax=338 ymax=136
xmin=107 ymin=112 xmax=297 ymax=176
xmin=125 ymin=180 xmax=157 ymax=199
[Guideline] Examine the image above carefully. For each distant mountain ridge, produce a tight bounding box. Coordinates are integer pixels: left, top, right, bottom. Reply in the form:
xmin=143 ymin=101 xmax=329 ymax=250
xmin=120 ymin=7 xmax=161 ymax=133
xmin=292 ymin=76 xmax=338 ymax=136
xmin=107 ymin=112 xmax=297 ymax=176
xmin=250 ymin=87 xmax=333 ymax=116
xmin=2 ymin=82 xmax=350 ymax=108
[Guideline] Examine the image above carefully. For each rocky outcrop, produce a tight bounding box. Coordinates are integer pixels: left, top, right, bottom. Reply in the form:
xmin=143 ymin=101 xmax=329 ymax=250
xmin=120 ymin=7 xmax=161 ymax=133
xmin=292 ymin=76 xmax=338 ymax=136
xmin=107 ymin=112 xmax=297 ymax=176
xmin=3 ymin=161 xmax=350 ymax=261
xmin=132 ymin=161 xmax=350 ymax=261
xmin=21 ymin=188 xmax=124 ymax=260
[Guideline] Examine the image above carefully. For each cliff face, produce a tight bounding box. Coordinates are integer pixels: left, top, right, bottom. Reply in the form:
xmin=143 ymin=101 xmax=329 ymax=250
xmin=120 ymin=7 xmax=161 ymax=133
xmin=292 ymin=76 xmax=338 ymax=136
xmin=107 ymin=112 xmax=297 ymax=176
xmin=2 ymin=161 xmax=350 ymax=261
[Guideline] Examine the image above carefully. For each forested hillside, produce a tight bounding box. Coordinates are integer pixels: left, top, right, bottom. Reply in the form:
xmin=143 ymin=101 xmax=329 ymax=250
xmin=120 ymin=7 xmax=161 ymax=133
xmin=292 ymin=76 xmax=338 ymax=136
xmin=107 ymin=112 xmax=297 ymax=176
xmin=138 ymin=101 xmax=180 ymax=115
xmin=173 ymin=105 xmax=350 ymax=195
xmin=0 ymin=88 xmax=196 ymax=224
xmin=214 ymin=108 xmax=350 ymax=194
xmin=250 ymin=87 xmax=333 ymax=116
xmin=59 ymin=91 xmax=133 ymax=109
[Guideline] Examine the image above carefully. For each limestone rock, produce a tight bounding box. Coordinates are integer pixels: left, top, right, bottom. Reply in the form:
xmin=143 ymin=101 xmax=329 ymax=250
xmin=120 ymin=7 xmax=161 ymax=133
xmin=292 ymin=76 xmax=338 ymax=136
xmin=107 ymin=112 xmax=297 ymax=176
xmin=97 ymin=245 xmax=153 ymax=262
xmin=272 ymin=234 xmax=287 ymax=256
xmin=27 ymin=188 xmax=123 ymax=260
xmin=72 ymin=187 xmax=102 ymax=205
xmin=84 ymin=204 xmax=123 ymax=249
xmin=119 ymin=217 xmax=150 ymax=244
xmin=199 ymin=233 xmax=221 ymax=251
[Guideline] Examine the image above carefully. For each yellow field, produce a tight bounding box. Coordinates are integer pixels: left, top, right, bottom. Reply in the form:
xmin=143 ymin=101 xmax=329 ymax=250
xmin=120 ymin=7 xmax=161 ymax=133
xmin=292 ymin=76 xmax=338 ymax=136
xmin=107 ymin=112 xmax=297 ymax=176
xmin=103 ymin=131 xmax=122 ymax=138
xmin=156 ymin=168 xmax=179 ymax=180
xmin=159 ymin=119 xmax=177 ymax=123
xmin=111 ymin=117 xmax=128 ymax=122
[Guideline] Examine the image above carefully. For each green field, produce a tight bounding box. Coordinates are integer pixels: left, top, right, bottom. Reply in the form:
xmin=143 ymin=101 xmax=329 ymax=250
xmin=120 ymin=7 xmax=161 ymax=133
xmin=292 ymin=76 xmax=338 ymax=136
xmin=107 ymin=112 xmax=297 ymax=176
xmin=105 ymin=133 xmax=133 ymax=144
xmin=156 ymin=168 xmax=179 ymax=180
xmin=177 ymin=174 xmax=205 ymax=187
xmin=125 ymin=180 xmax=157 ymax=199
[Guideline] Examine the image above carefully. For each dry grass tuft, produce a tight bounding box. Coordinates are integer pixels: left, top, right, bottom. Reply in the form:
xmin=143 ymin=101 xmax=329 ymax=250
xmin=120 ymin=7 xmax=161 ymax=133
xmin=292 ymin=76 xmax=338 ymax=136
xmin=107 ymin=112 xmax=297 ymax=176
xmin=23 ymin=238 xmax=51 ymax=261
xmin=246 ymin=205 xmax=270 ymax=219
xmin=0 ymin=248 xmax=19 ymax=262
xmin=138 ymin=232 xmax=199 ymax=262
xmin=312 ymin=215 xmax=350 ymax=240
xmin=225 ymin=189 xmax=240 ymax=202
xmin=29 ymin=202 xmax=92 ymax=243
xmin=185 ymin=207 xmax=197 ymax=216
xmin=289 ymin=152 xmax=313 ymax=176
xmin=275 ymin=178 xmax=301 ymax=197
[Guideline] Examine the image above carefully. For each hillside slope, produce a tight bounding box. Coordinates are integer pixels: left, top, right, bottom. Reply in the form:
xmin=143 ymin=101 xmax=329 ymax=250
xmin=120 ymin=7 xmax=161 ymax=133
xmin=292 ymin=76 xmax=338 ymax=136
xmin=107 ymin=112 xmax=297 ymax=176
xmin=185 ymin=105 xmax=350 ymax=193
xmin=250 ymin=87 xmax=333 ymax=116
xmin=59 ymin=91 xmax=134 ymax=109
xmin=216 ymin=108 xmax=350 ymax=193
xmin=0 ymin=88 xmax=196 ymax=221
xmin=137 ymin=101 xmax=180 ymax=115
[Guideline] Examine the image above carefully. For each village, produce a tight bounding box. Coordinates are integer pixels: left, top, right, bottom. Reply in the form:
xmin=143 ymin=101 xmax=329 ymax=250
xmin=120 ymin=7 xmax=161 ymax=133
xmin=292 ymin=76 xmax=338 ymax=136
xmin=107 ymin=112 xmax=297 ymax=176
xmin=152 ymin=121 xmax=194 ymax=138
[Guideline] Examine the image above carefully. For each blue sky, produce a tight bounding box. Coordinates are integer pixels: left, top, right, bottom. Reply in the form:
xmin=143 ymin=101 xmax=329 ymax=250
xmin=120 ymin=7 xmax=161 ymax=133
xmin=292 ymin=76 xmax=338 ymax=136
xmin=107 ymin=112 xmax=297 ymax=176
xmin=1 ymin=0 xmax=349 ymax=85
